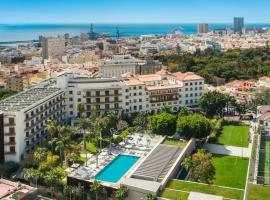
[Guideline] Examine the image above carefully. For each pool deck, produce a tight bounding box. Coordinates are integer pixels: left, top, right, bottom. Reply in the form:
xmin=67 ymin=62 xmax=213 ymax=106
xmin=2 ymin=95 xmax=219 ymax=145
xmin=68 ymin=133 xmax=165 ymax=188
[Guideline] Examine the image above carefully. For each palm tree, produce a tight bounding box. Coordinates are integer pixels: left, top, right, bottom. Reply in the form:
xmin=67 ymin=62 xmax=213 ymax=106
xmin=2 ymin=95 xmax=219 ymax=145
xmin=77 ymin=102 xmax=85 ymax=118
xmin=46 ymin=120 xmax=58 ymax=138
xmin=109 ymin=128 xmax=115 ymax=155
xmin=91 ymin=180 xmax=102 ymax=200
xmin=78 ymin=118 xmax=92 ymax=149
xmin=112 ymin=185 xmax=128 ymax=200
xmin=55 ymin=136 xmax=73 ymax=165
xmin=24 ymin=168 xmax=40 ymax=187
xmin=33 ymin=147 xmax=48 ymax=164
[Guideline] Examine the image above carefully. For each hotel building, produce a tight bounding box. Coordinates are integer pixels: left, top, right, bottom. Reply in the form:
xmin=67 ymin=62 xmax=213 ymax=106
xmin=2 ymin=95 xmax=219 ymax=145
xmin=0 ymin=79 xmax=65 ymax=163
xmin=0 ymin=70 xmax=204 ymax=163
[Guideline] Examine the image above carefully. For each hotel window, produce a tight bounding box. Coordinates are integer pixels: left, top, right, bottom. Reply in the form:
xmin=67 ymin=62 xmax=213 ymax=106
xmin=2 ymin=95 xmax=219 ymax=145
xmin=77 ymin=91 xmax=81 ymax=95
xmin=185 ymin=88 xmax=188 ymax=91
xmin=134 ymin=93 xmax=137 ymax=96
xmin=69 ymin=91 xmax=73 ymax=94
xmin=125 ymin=89 xmax=129 ymax=92
xmin=70 ymin=111 xmax=73 ymax=115
xmin=69 ymin=98 xmax=73 ymax=101
xmin=185 ymin=83 xmax=188 ymax=86
xmin=78 ymin=98 xmax=81 ymax=102
xmin=139 ymin=99 xmax=142 ymax=102
xmin=105 ymin=91 xmax=110 ymax=96
xmin=114 ymin=90 xmax=118 ymax=95
xmin=114 ymin=97 xmax=118 ymax=102
xmin=96 ymin=91 xmax=100 ymax=96
xmin=105 ymin=104 xmax=110 ymax=110
xmin=133 ymin=86 xmax=136 ymax=90
xmin=185 ymin=94 xmax=188 ymax=97
xmin=10 ymin=146 xmax=15 ymax=152
xmin=69 ymin=104 xmax=73 ymax=108
xmin=96 ymin=98 xmax=100 ymax=103
xmin=139 ymin=92 xmax=142 ymax=95
xmin=139 ymin=105 xmax=142 ymax=110
xmin=139 ymin=86 xmax=142 ymax=89
xmin=86 ymin=92 xmax=91 ymax=96
xmin=195 ymin=82 xmax=197 ymax=85
xmin=199 ymin=87 xmax=202 ymax=90
xmin=115 ymin=103 xmax=119 ymax=108
xmin=133 ymin=106 xmax=137 ymax=110
xmin=186 ymin=100 xmax=188 ymax=104
xmin=190 ymin=83 xmax=193 ymax=85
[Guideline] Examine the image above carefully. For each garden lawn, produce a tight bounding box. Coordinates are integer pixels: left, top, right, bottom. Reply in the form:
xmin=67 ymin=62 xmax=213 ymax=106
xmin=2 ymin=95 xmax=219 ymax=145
xmin=213 ymin=125 xmax=249 ymax=147
xmin=248 ymin=184 xmax=270 ymax=200
xmin=159 ymin=180 xmax=244 ymax=200
xmin=212 ymin=154 xmax=248 ymax=189
xmin=162 ymin=139 xmax=187 ymax=147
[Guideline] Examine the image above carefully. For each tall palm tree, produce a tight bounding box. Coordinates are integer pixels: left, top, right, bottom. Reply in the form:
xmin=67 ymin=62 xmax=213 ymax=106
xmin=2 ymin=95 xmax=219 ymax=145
xmin=46 ymin=120 xmax=58 ymax=138
xmin=33 ymin=147 xmax=48 ymax=164
xmin=109 ymin=128 xmax=115 ymax=155
xmin=77 ymin=102 xmax=85 ymax=118
xmin=55 ymin=136 xmax=72 ymax=165
xmin=90 ymin=180 xmax=102 ymax=200
xmin=24 ymin=168 xmax=40 ymax=187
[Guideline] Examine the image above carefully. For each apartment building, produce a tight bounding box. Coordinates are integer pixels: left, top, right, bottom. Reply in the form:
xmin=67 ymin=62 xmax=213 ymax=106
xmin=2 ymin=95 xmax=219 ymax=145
xmin=42 ymin=37 xmax=66 ymax=60
xmin=99 ymin=55 xmax=162 ymax=78
xmin=6 ymin=75 xmax=30 ymax=92
xmin=0 ymin=79 xmax=65 ymax=163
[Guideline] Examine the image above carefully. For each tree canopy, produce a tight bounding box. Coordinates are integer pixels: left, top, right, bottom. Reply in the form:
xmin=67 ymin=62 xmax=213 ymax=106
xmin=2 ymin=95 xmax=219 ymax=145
xmin=148 ymin=112 xmax=177 ymax=135
xmin=155 ymin=46 xmax=270 ymax=85
xmin=183 ymin=149 xmax=215 ymax=184
xmin=176 ymin=114 xmax=212 ymax=139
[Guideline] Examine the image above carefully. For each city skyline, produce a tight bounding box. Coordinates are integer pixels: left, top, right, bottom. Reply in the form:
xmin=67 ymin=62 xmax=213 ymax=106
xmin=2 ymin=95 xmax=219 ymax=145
xmin=0 ymin=0 xmax=270 ymax=24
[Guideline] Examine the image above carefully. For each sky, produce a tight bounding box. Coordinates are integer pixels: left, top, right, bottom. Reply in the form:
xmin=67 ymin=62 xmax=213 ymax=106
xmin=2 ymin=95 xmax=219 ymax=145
xmin=0 ymin=0 xmax=270 ymax=24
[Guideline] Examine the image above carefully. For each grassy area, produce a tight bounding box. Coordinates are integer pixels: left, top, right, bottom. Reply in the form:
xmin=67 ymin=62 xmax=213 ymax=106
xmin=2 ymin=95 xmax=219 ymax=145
xmin=159 ymin=180 xmax=244 ymax=200
xmin=212 ymin=154 xmax=249 ymax=189
xmin=160 ymin=188 xmax=189 ymax=200
xmin=163 ymin=139 xmax=187 ymax=147
xmin=248 ymin=184 xmax=270 ymax=200
xmin=213 ymin=125 xmax=249 ymax=147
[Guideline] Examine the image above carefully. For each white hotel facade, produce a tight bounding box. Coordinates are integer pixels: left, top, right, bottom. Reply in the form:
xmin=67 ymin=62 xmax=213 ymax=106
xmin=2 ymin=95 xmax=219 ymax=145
xmin=0 ymin=70 xmax=204 ymax=163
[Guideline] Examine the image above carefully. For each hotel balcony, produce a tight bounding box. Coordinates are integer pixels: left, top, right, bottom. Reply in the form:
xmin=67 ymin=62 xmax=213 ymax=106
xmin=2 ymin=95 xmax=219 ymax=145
xmin=83 ymin=93 xmax=122 ymax=98
xmin=4 ymin=122 xmax=16 ymax=126
xmin=4 ymin=141 xmax=16 ymax=145
xmin=150 ymin=97 xmax=179 ymax=103
xmin=5 ymin=151 xmax=16 ymax=155
xmin=4 ymin=132 xmax=16 ymax=136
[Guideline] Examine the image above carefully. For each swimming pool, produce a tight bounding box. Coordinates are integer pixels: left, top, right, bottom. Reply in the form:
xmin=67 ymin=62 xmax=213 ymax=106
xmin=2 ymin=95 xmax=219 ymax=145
xmin=95 ymin=154 xmax=139 ymax=183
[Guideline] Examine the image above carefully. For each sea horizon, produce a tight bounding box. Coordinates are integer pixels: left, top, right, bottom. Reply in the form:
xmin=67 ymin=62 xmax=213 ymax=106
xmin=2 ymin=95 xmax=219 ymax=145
xmin=1 ymin=23 xmax=270 ymax=43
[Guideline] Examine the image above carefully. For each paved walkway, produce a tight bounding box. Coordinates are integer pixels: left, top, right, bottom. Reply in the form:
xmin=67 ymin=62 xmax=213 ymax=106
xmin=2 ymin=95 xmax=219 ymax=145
xmin=204 ymin=143 xmax=251 ymax=158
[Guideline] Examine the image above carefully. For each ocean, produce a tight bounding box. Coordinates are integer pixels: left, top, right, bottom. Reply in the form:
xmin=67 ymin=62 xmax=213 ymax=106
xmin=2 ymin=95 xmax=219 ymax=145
xmin=0 ymin=23 xmax=270 ymax=43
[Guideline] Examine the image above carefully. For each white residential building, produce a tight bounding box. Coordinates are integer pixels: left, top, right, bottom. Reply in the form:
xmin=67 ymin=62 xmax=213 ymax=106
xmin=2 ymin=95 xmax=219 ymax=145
xmin=0 ymin=79 xmax=65 ymax=163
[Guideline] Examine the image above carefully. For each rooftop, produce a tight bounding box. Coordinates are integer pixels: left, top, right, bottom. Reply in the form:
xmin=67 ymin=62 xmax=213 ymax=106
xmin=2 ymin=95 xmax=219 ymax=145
xmin=0 ymin=79 xmax=62 ymax=112
xmin=132 ymin=144 xmax=183 ymax=182
xmin=172 ymin=72 xmax=204 ymax=81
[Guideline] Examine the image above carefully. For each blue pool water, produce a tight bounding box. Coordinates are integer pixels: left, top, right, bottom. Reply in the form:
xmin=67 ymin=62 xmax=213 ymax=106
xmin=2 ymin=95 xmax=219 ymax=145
xmin=95 ymin=154 xmax=139 ymax=183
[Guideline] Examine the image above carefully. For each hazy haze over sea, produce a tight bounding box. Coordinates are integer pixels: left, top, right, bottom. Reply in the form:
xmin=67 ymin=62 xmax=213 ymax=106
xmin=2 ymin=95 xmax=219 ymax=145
xmin=0 ymin=23 xmax=270 ymax=42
